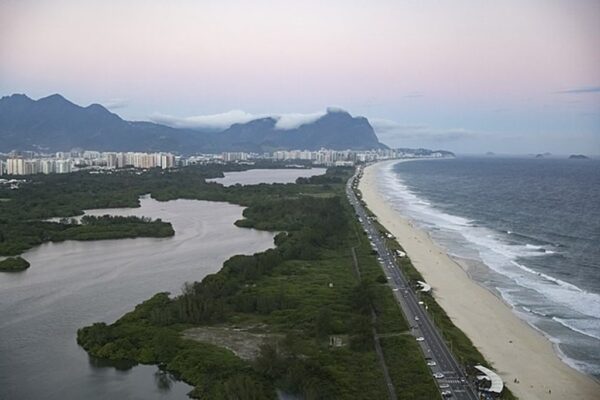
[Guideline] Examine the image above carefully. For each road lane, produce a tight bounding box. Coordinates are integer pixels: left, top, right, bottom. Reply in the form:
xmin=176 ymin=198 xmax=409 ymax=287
xmin=346 ymin=168 xmax=479 ymax=400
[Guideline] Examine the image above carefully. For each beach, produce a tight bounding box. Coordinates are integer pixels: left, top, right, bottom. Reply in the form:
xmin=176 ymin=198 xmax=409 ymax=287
xmin=358 ymin=160 xmax=599 ymax=400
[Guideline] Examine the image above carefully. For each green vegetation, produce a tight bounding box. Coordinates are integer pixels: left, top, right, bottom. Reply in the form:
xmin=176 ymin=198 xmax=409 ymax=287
xmin=74 ymin=165 xmax=439 ymax=399
xmin=360 ymin=201 xmax=517 ymax=400
xmin=0 ymin=161 xmax=303 ymax=257
xmin=2 ymin=162 xmax=511 ymax=398
xmin=57 ymin=215 xmax=174 ymax=241
xmin=0 ymin=256 xmax=30 ymax=272
xmin=380 ymin=336 xmax=440 ymax=399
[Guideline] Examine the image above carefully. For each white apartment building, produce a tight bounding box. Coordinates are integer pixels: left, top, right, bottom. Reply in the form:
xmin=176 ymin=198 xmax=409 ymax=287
xmin=6 ymin=158 xmax=25 ymax=175
xmin=56 ymin=159 xmax=72 ymax=174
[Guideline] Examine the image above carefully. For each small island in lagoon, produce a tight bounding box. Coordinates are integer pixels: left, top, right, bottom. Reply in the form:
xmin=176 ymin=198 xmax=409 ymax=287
xmin=0 ymin=256 xmax=30 ymax=272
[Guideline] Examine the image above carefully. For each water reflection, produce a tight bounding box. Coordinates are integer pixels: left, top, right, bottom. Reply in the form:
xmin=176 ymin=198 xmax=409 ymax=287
xmin=0 ymin=198 xmax=275 ymax=400
xmin=154 ymin=370 xmax=175 ymax=392
xmin=88 ymin=355 xmax=137 ymax=371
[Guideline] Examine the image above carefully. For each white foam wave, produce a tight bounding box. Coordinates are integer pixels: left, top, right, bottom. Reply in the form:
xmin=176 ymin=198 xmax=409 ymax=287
xmin=525 ymin=243 xmax=543 ymax=250
xmin=553 ymin=317 xmax=600 ymax=341
xmin=554 ymin=341 xmax=600 ymax=376
xmin=377 ymin=161 xmax=600 ymax=337
xmin=521 ymin=306 xmax=549 ymax=318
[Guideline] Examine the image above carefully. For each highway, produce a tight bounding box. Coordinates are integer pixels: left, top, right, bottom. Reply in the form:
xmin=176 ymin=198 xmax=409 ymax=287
xmin=346 ymin=168 xmax=479 ymax=400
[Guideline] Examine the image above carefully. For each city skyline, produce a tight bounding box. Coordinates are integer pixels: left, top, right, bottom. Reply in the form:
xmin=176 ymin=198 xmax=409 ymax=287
xmin=1 ymin=0 xmax=599 ymax=154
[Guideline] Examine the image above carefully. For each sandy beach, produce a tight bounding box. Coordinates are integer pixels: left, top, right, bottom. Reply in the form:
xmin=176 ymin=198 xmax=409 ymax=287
xmin=358 ymin=160 xmax=599 ymax=400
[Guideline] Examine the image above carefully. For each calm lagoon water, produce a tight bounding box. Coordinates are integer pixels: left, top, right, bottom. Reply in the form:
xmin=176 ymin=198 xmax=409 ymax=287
xmin=207 ymin=167 xmax=326 ymax=186
xmin=0 ymin=196 xmax=275 ymax=399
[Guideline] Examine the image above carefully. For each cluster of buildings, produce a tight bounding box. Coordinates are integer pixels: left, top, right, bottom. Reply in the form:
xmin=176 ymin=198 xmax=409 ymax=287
xmin=0 ymin=148 xmax=450 ymax=176
xmin=221 ymin=148 xmax=447 ymax=165
xmin=270 ymin=148 xmax=441 ymax=164
xmin=0 ymin=151 xmax=177 ymax=176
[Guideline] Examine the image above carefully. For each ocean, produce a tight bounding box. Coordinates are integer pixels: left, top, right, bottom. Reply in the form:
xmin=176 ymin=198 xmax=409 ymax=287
xmin=377 ymin=157 xmax=600 ymax=378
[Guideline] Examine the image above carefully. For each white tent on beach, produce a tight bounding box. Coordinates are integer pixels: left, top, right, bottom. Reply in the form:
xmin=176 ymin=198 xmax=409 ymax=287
xmin=417 ymin=280 xmax=431 ymax=293
xmin=474 ymin=365 xmax=503 ymax=394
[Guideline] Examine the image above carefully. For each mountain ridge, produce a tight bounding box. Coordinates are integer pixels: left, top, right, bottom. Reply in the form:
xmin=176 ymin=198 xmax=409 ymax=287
xmin=0 ymin=94 xmax=387 ymax=153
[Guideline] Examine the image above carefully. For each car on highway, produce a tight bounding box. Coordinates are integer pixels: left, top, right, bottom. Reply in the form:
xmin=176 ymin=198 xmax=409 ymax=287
xmin=414 ymin=316 xmax=419 ymax=321
xmin=427 ymin=360 xmax=436 ymax=366
xmin=439 ymin=384 xmax=450 ymax=389
xmin=433 ymin=373 xmax=445 ymax=379
xmin=441 ymin=390 xmax=453 ymax=397
xmin=416 ymin=337 xmax=425 ymax=342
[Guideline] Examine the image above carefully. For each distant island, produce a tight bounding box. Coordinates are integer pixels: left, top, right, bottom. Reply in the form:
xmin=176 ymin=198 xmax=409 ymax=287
xmin=0 ymin=256 xmax=30 ymax=272
xmin=569 ymin=154 xmax=589 ymax=160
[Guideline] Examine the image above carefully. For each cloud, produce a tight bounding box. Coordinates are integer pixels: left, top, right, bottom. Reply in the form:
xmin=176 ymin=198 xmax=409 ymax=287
xmin=555 ymin=85 xmax=600 ymax=94
xmin=371 ymin=118 xmax=482 ymax=142
xmin=402 ymin=92 xmax=424 ymax=98
xmin=103 ymin=98 xmax=128 ymax=109
xmin=274 ymin=112 xmax=325 ymax=129
xmin=150 ymin=109 xmax=335 ymax=130
xmin=150 ymin=110 xmax=263 ymax=130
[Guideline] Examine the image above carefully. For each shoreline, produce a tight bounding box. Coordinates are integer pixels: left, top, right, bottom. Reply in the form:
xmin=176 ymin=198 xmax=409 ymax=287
xmin=358 ymin=160 xmax=599 ymax=400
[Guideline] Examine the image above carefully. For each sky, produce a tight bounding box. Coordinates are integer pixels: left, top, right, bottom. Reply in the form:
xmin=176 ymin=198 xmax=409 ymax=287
xmin=1 ymin=0 xmax=599 ymax=154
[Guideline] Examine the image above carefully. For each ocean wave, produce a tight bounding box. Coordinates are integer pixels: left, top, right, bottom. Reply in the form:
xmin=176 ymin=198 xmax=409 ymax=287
xmin=552 ymin=317 xmax=600 ymax=341
xmin=379 ymin=162 xmax=600 ymax=339
xmin=521 ymin=306 xmax=549 ymax=318
xmin=525 ymin=243 xmax=544 ymax=250
xmin=554 ymin=341 xmax=600 ymax=376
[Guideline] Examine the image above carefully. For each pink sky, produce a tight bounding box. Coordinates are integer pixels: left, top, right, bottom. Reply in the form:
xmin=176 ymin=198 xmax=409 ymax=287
xmin=1 ymin=0 xmax=599 ymax=153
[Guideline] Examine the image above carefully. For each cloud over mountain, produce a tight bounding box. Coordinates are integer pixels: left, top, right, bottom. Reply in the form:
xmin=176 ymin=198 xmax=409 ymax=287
xmin=0 ymin=94 xmax=385 ymax=153
xmin=150 ymin=109 xmax=338 ymax=131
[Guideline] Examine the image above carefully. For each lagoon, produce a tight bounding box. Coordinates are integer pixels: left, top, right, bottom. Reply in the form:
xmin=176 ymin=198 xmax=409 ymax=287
xmin=0 ymin=196 xmax=275 ymax=399
xmin=207 ymin=167 xmax=326 ymax=186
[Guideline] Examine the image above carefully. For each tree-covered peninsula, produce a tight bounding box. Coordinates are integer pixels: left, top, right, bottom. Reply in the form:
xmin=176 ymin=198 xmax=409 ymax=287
xmin=2 ymin=163 xmax=502 ymax=399
xmin=72 ymin=165 xmax=440 ymax=399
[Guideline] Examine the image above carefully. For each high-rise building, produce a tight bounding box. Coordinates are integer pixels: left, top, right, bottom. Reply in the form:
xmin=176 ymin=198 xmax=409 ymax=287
xmin=106 ymin=153 xmax=118 ymax=169
xmin=56 ymin=160 xmax=72 ymax=174
xmin=6 ymin=158 xmax=25 ymax=175
xmin=24 ymin=159 xmax=40 ymax=175
xmin=159 ymin=153 xmax=175 ymax=169
xmin=40 ymin=159 xmax=56 ymax=174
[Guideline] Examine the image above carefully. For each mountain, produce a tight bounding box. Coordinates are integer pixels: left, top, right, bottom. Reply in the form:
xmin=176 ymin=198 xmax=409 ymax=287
xmin=0 ymin=94 xmax=207 ymax=153
xmin=216 ymin=107 xmax=383 ymax=152
xmin=568 ymin=154 xmax=589 ymax=159
xmin=0 ymin=94 xmax=387 ymax=153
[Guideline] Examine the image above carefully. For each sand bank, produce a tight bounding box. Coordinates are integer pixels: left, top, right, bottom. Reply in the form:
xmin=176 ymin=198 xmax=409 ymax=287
xmin=358 ymin=160 xmax=599 ymax=400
